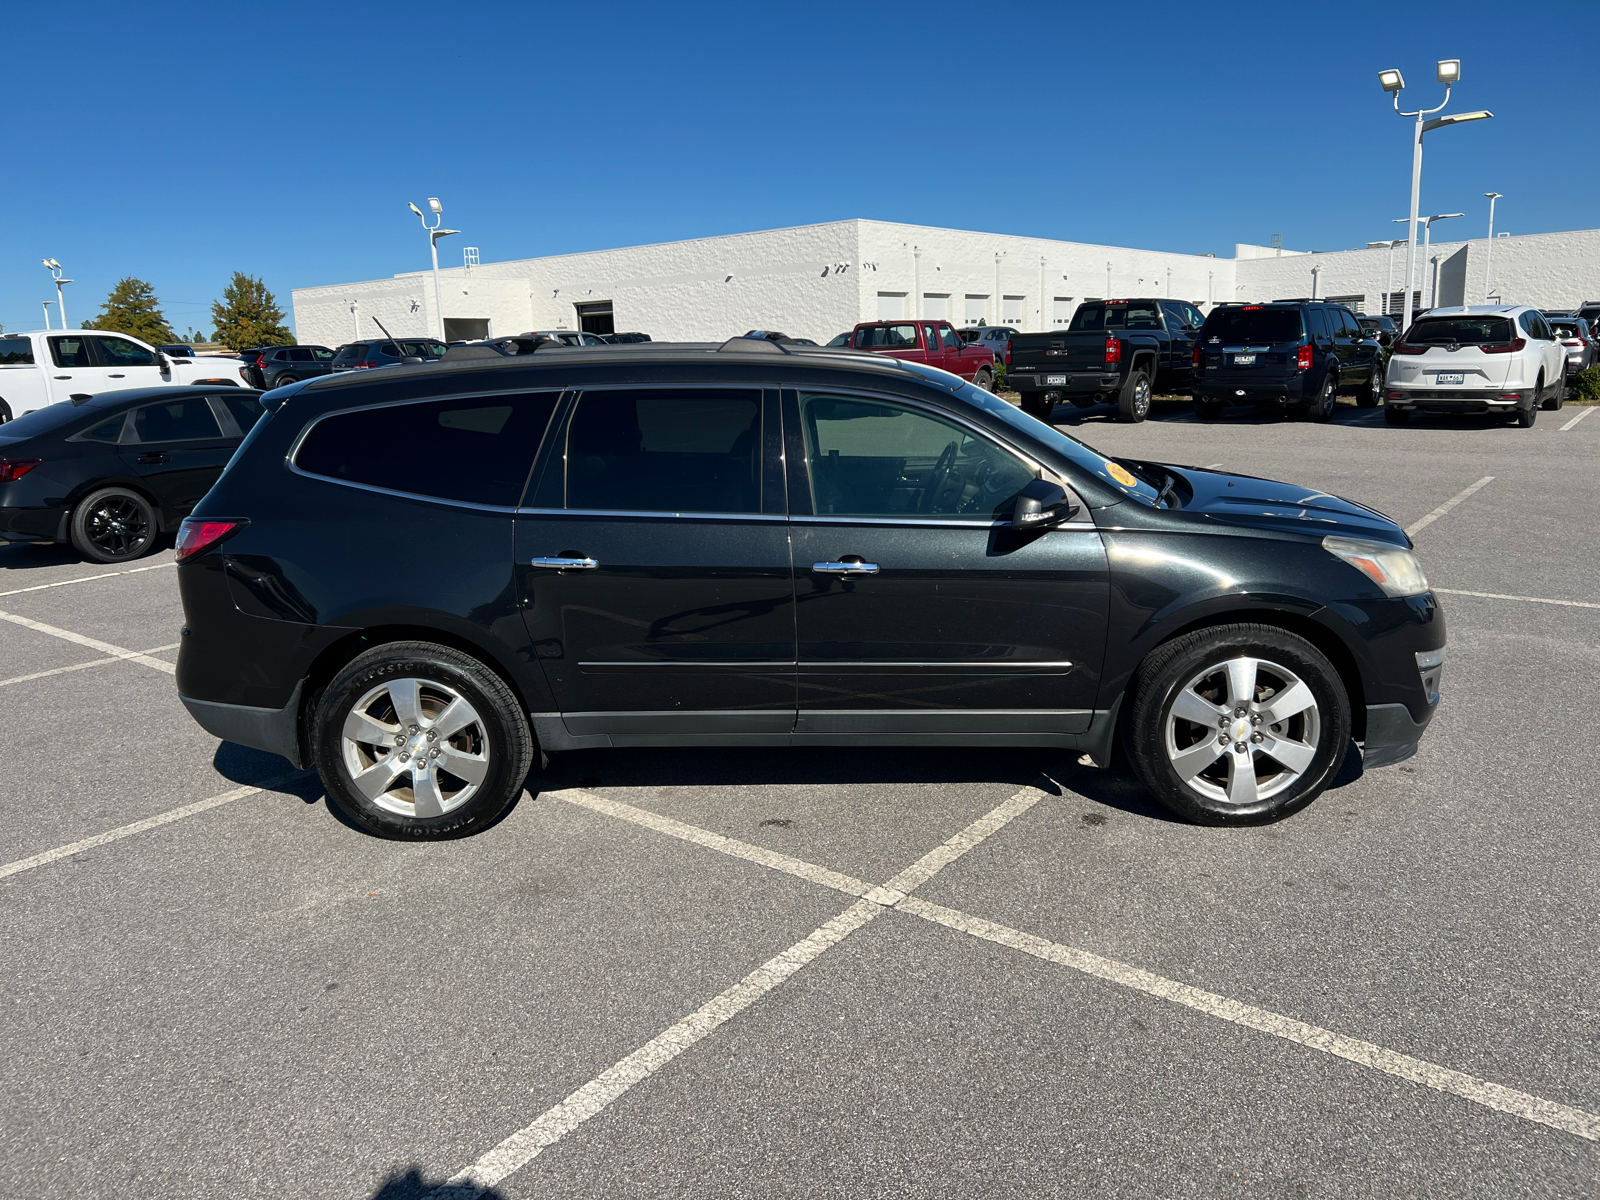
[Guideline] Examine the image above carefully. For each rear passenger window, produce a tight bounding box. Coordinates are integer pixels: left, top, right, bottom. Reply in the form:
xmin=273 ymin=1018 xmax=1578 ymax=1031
xmin=79 ymin=416 xmax=126 ymax=443
xmin=1306 ymin=309 xmax=1328 ymax=339
xmin=294 ymin=392 xmax=559 ymax=507
xmin=0 ymin=338 xmax=35 ymax=365
xmin=288 ymin=347 xmax=313 ymax=362
xmin=565 ymin=390 xmax=761 ymax=514
xmin=133 ymin=398 xmax=222 ymax=442
xmin=49 ymin=336 xmax=94 ymax=368
xmin=224 ymin=394 xmax=266 ymax=433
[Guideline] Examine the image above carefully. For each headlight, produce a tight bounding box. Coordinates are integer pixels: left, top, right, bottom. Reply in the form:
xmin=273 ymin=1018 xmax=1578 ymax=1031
xmin=1322 ymin=535 xmax=1429 ymax=598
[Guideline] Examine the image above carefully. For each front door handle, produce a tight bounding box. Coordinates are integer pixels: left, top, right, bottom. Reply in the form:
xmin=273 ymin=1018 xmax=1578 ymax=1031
xmin=136 ymin=452 xmax=170 ymax=464
xmin=529 ymin=556 xmax=598 ymax=571
xmin=813 ymin=559 xmax=880 ymax=576
xmin=108 ymin=373 xmax=126 ymax=378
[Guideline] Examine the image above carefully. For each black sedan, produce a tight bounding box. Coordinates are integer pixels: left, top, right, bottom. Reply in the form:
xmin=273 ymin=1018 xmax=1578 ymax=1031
xmin=0 ymin=386 xmax=264 ymax=564
xmin=171 ymin=340 xmax=1445 ymax=834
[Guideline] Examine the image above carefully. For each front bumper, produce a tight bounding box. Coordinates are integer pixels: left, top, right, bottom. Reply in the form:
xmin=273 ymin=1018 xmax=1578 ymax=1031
xmin=1362 ymin=702 xmax=1431 ymax=768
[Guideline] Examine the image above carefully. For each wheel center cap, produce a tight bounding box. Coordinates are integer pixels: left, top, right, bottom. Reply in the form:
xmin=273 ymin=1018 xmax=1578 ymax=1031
xmin=1230 ymin=718 xmax=1253 ymax=743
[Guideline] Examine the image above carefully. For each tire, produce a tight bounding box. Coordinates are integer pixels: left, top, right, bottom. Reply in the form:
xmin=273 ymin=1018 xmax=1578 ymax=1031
xmin=1117 ymin=368 xmax=1152 ymax=423
xmin=0 ymin=399 xmax=12 ymax=424
xmin=274 ymin=374 xmax=298 ymax=388
xmin=1517 ymin=402 xmax=1537 ymax=428
xmin=1194 ymin=398 xmax=1223 ymax=421
xmin=1357 ymin=364 xmax=1383 ymax=408
xmin=312 ymin=640 xmax=534 ymax=840
xmin=972 ymin=366 xmax=995 ymax=392
xmin=1542 ymin=375 xmax=1565 ymax=411
xmin=1123 ymin=623 xmax=1351 ymax=826
xmin=1384 ymin=405 xmax=1410 ymax=426
xmin=69 ymin=487 xmax=159 ymax=563
xmin=1303 ymin=371 xmax=1337 ymax=422
xmin=1019 ymin=393 xmax=1052 ymax=421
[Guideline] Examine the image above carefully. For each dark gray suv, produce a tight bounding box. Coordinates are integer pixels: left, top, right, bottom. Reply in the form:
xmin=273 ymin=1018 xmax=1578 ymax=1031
xmin=330 ymin=338 xmax=448 ymax=374
xmin=245 ymin=345 xmax=337 ymax=389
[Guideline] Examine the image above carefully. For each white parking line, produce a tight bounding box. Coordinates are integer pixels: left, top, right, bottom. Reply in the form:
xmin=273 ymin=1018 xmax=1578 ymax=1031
xmin=430 ymin=775 xmax=1069 ymax=1197
xmin=1406 ymin=475 xmax=1494 ymax=537
xmin=0 ymin=774 xmax=302 ymax=882
xmin=0 ymin=643 xmax=181 ymax=689
xmin=1559 ymin=406 xmax=1595 ymax=432
xmin=543 ymin=793 xmax=1600 ymax=1155
xmin=0 ymin=560 xmax=175 ymax=598
xmin=0 ymin=610 xmax=177 ymax=675
xmin=1434 ymin=588 xmax=1600 ymax=611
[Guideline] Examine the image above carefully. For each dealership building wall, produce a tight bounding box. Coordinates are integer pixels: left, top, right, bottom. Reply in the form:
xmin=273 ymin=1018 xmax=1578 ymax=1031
xmin=291 ymin=220 xmax=1600 ymax=348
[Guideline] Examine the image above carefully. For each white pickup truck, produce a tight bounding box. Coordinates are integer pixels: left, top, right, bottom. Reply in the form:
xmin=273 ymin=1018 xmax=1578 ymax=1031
xmin=0 ymin=330 xmax=250 ymax=422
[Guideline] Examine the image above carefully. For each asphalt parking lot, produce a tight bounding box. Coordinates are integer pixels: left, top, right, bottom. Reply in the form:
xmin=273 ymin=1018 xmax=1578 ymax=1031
xmin=3 ymin=396 xmax=1597 ymax=1199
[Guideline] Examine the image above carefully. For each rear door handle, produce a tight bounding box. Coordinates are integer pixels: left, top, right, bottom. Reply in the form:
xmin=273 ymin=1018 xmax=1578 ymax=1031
xmin=529 ymin=556 xmax=598 ymax=570
xmin=813 ymin=560 xmax=880 ymax=576
xmin=136 ymin=452 xmax=170 ymax=464
xmin=108 ymin=374 xmax=126 ymax=378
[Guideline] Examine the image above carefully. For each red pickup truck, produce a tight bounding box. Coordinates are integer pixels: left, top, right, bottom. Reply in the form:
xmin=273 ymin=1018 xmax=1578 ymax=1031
xmin=847 ymin=320 xmax=998 ymax=390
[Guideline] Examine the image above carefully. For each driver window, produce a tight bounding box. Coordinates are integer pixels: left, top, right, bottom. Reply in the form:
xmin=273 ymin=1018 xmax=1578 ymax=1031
xmin=940 ymin=325 xmax=960 ymax=349
xmin=798 ymin=393 xmax=1036 ymax=521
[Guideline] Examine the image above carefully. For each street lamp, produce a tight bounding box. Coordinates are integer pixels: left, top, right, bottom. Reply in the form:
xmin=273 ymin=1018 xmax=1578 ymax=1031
xmin=1379 ymin=60 xmax=1492 ymax=328
xmin=408 ymin=198 xmax=459 ymax=340
xmin=1483 ymin=193 xmax=1503 ymax=302
xmin=1382 ymin=239 xmax=1407 ymax=314
xmin=41 ymin=300 xmax=53 ymax=330
xmin=42 ymin=260 xmax=72 ymax=329
xmin=1394 ymin=214 xmax=1463 ymax=308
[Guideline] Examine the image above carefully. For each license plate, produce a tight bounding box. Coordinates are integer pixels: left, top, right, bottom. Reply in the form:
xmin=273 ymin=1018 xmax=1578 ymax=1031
xmin=1233 ymin=354 xmax=1256 ymax=366
xmin=1436 ymin=373 xmax=1464 ymax=384
xmin=1046 ymin=374 xmax=1066 ymax=386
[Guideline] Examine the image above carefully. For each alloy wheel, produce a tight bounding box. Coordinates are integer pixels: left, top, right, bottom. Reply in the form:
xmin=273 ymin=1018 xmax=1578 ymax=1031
xmin=1164 ymin=656 xmax=1321 ymax=808
xmin=1132 ymin=375 xmax=1151 ymax=417
xmin=85 ymin=496 xmax=153 ymax=559
xmin=339 ymin=677 xmax=491 ymax=818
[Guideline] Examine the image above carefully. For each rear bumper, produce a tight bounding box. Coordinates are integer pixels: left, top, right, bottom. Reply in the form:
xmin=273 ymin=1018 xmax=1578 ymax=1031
xmin=1196 ymin=374 xmax=1309 ymax=403
xmin=0 ymin=505 xmax=66 ymax=542
xmin=1009 ymin=371 xmax=1123 ymax=396
xmin=180 ymin=681 xmax=305 ymax=768
xmin=1384 ymin=387 xmax=1531 ymax=411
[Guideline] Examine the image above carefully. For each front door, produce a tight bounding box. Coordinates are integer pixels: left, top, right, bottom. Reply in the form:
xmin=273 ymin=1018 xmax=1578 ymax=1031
xmin=117 ymin=395 xmax=240 ymax=519
xmin=785 ymin=388 xmax=1108 ymax=736
xmin=517 ymin=386 xmax=796 ymax=740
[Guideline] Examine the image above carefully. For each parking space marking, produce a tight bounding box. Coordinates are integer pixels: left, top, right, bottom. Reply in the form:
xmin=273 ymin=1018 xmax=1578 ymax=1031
xmin=555 ymin=791 xmax=1600 ymax=1149
xmin=1433 ymin=588 xmax=1600 ymax=611
xmin=899 ymin=897 xmax=1600 ymax=1143
xmin=1559 ymin=406 xmax=1595 ymax=432
xmin=0 ymin=610 xmax=177 ymax=675
xmin=1405 ymin=475 xmax=1495 ymax=537
xmin=0 ymin=643 xmax=181 ymax=689
xmin=0 ymin=773 xmax=304 ymax=882
xmin=0 ymin=560 xmax=175 ymax=598
xmin=435 ymin=899 xmax=883 ymax=1197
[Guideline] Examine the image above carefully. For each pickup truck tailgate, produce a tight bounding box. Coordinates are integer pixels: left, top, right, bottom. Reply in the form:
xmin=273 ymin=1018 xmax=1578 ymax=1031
xmin=1009 ymin=332 xmax=1110 ymax=370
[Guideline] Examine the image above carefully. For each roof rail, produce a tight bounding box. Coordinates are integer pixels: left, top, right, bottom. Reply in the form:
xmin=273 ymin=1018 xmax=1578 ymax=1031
xmin=717 ymin=336 xmax=789 ymax=354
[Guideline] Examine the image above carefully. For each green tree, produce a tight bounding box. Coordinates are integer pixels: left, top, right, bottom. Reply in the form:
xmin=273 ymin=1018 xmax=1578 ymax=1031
xmin=83 ymin=277 xmax=174 ymax=345
xmin=210 ymin=273 xmax=293 ymax=350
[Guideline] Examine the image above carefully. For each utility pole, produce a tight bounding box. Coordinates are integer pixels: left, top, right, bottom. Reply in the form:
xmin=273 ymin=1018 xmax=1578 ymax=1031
xmin=408 ymin=198 xmax=459 ymax=341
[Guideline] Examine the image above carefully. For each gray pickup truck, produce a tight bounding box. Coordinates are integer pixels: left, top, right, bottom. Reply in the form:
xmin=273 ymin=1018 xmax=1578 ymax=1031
xmin=1006 ymin=298 xmax=1206 ymax=423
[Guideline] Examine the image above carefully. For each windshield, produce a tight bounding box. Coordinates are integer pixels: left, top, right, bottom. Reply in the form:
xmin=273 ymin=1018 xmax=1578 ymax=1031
xmin=1201 ymin=308 xmax=1304 ymax=343
xmin=1402 ymin=317 xmax=1515 ymax=346
xmin=1069 ymin=302 xmax=1162 ymax=332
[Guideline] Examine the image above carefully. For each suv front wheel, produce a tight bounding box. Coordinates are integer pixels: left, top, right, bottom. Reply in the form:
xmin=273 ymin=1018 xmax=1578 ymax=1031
xmin=1124 ymin=623 xmax=1351 ymax=825
xmin=312 ymin=641 xmax=535 ymax=839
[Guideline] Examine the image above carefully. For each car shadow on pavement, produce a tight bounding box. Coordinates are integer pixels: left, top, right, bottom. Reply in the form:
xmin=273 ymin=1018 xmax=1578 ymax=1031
xmin=212 ymin=741 xmax=324 ymax=803
xmin=364 ymin=1166 xmax=508 ymax=1199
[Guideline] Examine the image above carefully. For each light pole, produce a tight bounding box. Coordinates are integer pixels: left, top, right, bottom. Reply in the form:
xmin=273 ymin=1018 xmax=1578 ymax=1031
xmin=1382 ymin=239 xmax=1406 ymax=314
xmin=42 ymin=260 xmax=72 ymax=329
xmin=1378 ymin=61 xmax=1491 ymax=329
xmin=41 ymin=300 xmax=53 ymax=329
xmin=408 ymin=199 xmax=459 ymax=341
xmin=1483 ymin=192 xmax=1503 ymax=302
xmin=1391 ymin=213 xmax=1463 ymax=311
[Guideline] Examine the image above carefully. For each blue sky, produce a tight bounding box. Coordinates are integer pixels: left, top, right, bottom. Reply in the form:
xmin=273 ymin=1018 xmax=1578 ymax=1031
xmin=2 ymin=0 xmax=1595 ymax=337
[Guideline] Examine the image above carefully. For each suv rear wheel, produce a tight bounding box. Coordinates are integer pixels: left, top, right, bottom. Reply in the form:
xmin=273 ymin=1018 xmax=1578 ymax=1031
xmin=1303 ymin=372 xmax=1337 ymax=422
xmin=312 ymin=641 xmax=534 ymax=839
xmin=1124 ymin=623 xmax=1351 ymax=825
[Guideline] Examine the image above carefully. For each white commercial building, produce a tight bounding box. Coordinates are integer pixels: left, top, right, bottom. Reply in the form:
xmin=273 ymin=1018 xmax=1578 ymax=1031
xmin=291 ymin=219 xmax=1600 ymax=347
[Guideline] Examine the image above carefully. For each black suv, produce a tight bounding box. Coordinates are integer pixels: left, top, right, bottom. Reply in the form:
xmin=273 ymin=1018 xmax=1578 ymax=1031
xmin=174 ymin=339 xmax=1444 ymax=837
xmin=330 ymin=338 xmax=449 ymax=373
xmin=1193 ymin=302 xmax=1384 ymax=420
xmin=244 ymin=345 xmax=337 ymax=389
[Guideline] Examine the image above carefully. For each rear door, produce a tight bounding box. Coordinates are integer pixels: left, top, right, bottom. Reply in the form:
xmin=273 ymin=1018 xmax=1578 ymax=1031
xmin=308 ymin=346 xmax=336 ymax=377
xmin=43 ymin=333 xmax=109 ymax=402
xmin=117 ymin=394 xmax=240 ymax=518
xmin=0 ymin=336 xmax=49 ymax=418
xmin=516 ymin=386 xmax=796 ymax=739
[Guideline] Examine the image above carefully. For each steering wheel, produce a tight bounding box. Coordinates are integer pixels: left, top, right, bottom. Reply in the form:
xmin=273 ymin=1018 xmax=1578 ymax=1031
xmin=922 ymin=440 xmax=959 ymax=513
xmin=958 ymin=457 xmax=1003 ymax=514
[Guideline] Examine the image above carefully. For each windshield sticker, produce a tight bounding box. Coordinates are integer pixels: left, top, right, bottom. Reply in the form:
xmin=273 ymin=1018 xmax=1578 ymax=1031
xmin=1108 ymin=463 xmax=1138 ymax=488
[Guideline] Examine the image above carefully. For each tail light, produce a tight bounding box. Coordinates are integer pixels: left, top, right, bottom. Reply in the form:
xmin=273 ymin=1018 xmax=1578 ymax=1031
xmin=355 ymin=361 xmax=377 ymax=369
xmin=175 ymin=517 xmax=248 ymax=563
xmin=1004 ymin=343 xmax=1012 ymax=368
xmin=1192 ymin=346 xmax=1200 ymax=369
xmin=1104 ymin=336 xmax=1121 ymax=364
xmin=253 ymin=353 xmax=268 ymax=367
xmin=1296 ymin=344 xmax=1314 ymax=370
xmin=0 ymin=459 xmax=42 ymax=482
xmin=1392 ymin=343 xmax=1428 ymax=355
xmin=1562 ymin=340 xmax=1582 ymax=348
xmin=1479 ymin=338 xmax=1526 ymax=355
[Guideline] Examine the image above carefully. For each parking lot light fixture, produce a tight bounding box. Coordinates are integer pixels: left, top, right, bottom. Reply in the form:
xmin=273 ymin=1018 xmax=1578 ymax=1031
xmin=1483 ymin=193 xmax=1503 ymax=302
xmin=42 ymin=259 xmax=72 ymax=329
xmin=409 ymin=198 xmax=458 ymax=340
xmin=41 ymin=300 xmax=53 ymax=329
xmin=1382 ymin=61 xmax=1489 ymax=330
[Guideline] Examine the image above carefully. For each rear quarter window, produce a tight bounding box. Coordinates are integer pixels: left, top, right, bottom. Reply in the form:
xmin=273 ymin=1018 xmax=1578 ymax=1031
xmin=293 ymin=392 xmax=560 ymax=507
xmin=0 ymin=338 xmax=36 ymax=365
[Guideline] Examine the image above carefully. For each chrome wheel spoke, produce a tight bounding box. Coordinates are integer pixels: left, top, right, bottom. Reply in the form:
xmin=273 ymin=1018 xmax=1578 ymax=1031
xmin=1226 ymin=748 xmax=1259 ymax=806
xmin=411 ymin=765 xmax=446 ymax=818
xmin=435 ymin=745 xmax=489 ymax=786
xmin=1171 ymin=737 xmax=1225 ymax=781
xmin=1261 ymin=734 xmax=1315 ymax=775
xmin=1258 ymin=680 xmax=1315 ymax=725
xmin=1171 ymin=687 xmax=1225 ymax=728
xmin=1224 ymin=658 xmax=1258 ymax=709
xmin=350 ymin=754 xmax=406 ymax=801
xmin=387 ymin=678 xmax=424 ymax=729
xmin=342 ymin=709 xmax=397 ymax=747
xmin=430 ymin=695 xmax=478 ymax=740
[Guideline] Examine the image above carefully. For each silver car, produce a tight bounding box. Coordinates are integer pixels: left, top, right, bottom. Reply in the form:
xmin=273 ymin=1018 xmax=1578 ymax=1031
xmin=956 ymin=325 xmax=1017 ymax=361
xmin=524 ymin=330 xmax=609 ymax=346
xmin=1549 ymin=318 xmax=1595 ymax=376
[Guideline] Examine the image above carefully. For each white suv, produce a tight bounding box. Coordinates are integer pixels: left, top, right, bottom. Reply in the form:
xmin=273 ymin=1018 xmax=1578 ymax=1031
xmin=0 ymin=330 xmax=249 ymax=423
xmin=1383 ymin=306 xmax=1567 ymax=427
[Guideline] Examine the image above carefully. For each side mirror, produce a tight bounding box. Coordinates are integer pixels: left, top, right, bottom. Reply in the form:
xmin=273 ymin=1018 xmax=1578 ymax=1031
xmin=1011 ymin=479 xmax=1078 ymax=530
xmin=155 ymin=349 xmax=175 ymax=373
xmin=402 ymin=356 xmax=426 ymax=364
